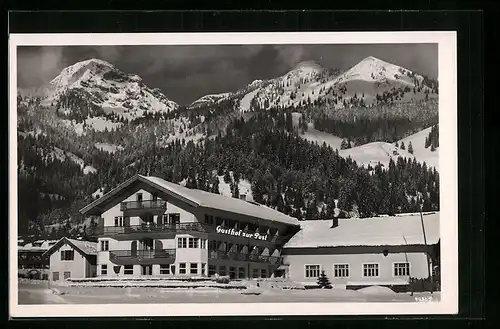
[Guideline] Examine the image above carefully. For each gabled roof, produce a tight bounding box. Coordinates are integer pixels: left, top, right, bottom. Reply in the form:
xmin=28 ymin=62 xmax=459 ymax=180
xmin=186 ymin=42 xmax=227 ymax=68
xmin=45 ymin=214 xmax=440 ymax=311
xmin=42 ymin=237 xmax=98 ymax=258
xmin=284 ymin=212 xmax=440 ymax=248
xmin=80 ymin=174 xmax=300 ymax=227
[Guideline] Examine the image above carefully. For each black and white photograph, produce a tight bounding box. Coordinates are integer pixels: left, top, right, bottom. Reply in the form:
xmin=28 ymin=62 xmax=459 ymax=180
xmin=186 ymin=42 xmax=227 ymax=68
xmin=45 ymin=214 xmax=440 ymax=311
xmin=9 ymin=32 xmax=458 ymax=317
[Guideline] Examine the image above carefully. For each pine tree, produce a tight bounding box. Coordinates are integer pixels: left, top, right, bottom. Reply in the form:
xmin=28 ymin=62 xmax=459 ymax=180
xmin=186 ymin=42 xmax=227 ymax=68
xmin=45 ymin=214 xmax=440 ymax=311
xmin=317 ymin=270 xmax=332 ymax=289
xmin=408 ymin=141 xmax=414 ymax=154
xmin=400 ymin=141 xmax=406 ymax=150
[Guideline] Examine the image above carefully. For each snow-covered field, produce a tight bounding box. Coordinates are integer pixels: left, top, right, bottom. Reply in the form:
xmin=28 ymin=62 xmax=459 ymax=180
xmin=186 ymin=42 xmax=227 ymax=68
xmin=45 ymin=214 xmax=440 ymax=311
xmin=18 ymin=281 xmax=440 ymax=304
xmin=339 ymin=142 xmax=415 ymax=169
xmin=94 ymin=142 xmax=124 ymax=154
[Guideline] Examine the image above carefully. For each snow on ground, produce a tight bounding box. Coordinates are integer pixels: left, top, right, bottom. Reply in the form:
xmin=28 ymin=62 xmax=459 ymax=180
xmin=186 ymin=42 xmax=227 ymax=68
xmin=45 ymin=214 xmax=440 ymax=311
xmin=339 ymin=142 xmax=416 ymax=169
xmin=301 ymin=123 xmax=343 ymax=150
xmin=49 ymin=147 xmax=96 ymax=175
xmin=92 ymin=187 xmax=105 ymax=199
xmin=239 ymin=88 xmax=261 ymax=112
xmin=357 ymin=285 xmax=397 ymax=295
xmin=94 ymin=142 xmax=124 ymax=154
xmin=217 ymin=173 xmax=254 ymax=201
xmin=18 ymin=281 xmax=440 ymax=304
xmin=62 ymin=117 xmax=122 ymax=136
xmin=397 ymin=126 xmax=439 ymax=170
xmin=291 ymin=112 xmax=342 ymax=151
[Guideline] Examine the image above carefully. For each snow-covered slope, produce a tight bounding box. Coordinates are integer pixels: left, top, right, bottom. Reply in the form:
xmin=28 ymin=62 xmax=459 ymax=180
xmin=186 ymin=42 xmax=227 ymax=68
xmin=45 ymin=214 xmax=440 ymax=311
xmin=397 ymin=127 xmax=439 ymax=170
xmin=188 ymin=93 xmax=231 ymax=109
xmin=338 ymin=127 xmax=439 ymax=170
xmin=47 ymin=147 xmax=97 ymax=174
xmin=42 ymin=58 xmax=178 ymax=119
xmin=339 ymin=142 xmax=414 ymax=169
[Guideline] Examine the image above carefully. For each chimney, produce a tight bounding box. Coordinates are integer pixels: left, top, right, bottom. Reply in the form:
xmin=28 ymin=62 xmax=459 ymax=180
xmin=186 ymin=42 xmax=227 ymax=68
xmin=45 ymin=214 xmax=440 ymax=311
xmin=331 ymin=199 xmax=340 ymax=228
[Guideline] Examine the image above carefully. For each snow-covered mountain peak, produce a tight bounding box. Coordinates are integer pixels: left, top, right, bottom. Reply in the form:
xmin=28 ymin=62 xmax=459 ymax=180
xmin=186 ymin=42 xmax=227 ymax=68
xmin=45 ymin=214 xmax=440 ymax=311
xmin=335 ymin=56 xmax=416 ymax=86
xmin=293 ymin=60 xmax=324 ymax=73
xmin=39 ymin=58 xmax=179 ymax=120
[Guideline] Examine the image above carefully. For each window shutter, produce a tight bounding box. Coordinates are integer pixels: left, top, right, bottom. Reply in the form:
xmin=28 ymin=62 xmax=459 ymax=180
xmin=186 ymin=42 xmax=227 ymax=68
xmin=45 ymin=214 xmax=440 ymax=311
xmin=124 ymin=216 xmax=130 ymax=227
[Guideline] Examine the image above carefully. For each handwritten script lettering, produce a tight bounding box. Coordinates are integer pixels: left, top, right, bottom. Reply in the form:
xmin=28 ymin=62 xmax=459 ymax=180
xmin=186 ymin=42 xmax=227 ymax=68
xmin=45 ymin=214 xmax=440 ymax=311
xmin=215 ymin=225 xmax=268 ymax=241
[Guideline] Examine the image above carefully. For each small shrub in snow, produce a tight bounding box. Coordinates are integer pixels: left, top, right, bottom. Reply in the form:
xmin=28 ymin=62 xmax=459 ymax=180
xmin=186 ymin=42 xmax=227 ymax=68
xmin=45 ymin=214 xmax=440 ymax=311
xmin=317 ymin=270 xmax=332 ymax=289
xmin=215 ymin=276 xmax=230 ymax=284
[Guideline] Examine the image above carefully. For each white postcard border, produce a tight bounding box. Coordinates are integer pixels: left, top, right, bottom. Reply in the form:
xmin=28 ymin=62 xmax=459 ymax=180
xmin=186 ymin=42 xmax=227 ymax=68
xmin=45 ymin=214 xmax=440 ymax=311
xmin=9 ymin=31 xmax=458 ymax=317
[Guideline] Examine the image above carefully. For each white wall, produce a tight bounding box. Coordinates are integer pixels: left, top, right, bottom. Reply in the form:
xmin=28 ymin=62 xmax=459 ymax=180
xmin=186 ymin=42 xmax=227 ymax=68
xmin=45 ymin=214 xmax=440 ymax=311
xmin=49 ymin=243 xmax=88 ymax=281
xmin=175 ymin=234 xmax=208 ymax=276
xmin=284 ymin=250 xmax=430 ymax=286
xmin=101 ymin=189 xmax=197 ymax=228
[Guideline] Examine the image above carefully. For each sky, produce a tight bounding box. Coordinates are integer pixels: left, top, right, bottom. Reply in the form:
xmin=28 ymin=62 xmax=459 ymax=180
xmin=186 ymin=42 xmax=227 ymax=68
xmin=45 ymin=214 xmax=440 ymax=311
xmin=17 ymin=44 xmax=438 ymax=105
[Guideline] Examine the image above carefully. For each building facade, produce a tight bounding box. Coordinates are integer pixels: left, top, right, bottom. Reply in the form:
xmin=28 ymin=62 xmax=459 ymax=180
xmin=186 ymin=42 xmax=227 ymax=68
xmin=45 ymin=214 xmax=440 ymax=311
xmin=43 ymin=237 xmax=98 ymax=281
xmin=18 ymin=240 xmax=57 ymax=279
xmin=80 ymin=174 xmax=300 ymax=279
xmin=281 ymin=213 xmax=440 ymax=289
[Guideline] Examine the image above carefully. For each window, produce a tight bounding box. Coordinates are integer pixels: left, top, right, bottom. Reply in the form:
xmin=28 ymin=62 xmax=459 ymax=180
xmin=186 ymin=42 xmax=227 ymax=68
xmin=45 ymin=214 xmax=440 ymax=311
xmin=63 ymin=271 xmax=71 ymax=279
xmin=252 ymin=269 xmax=259 ymax=278
xmin=334 ymin=264 xmax=350 ymax=278
xmin=179 ymin=263 xmax=186 ymax=274
xmin=200 ymin=239 xmax=206 ymax=249
xmin=101 ymin=264 xmax=108 ymax=275
xmin=229 ymin=266 xmax=237 ymax=279
xmin=208 ymin=265 xmax=216 ymax=276
xmin=177 ymin=237 xmax=187 ymax=248
xmin=152 ymin=193 xmax=158 ymax=201
xmin=238 ymin=267 xmax=246 ymax=279
xmin=201 ymin=263 xmax=206 ymax=275
xmin=363 ymin=263 xmax=380 ymax=277
xmin=169 ymin=213 xmax=180 ymax=224
xmin=188 ymin=237 xmax=199 ymax=248
xmin=114 ymin=216 xmax=124 ymax=227
xmin=208 ymin=240 xmax=217 ymax=250
xmin=219 ymin=265 xmax=227 ymax=276
xmin=100 ymin=240 xmax=109 ymax=251
xmin=60 ymin=250 xmax=74 ymax=261
xmin=204 ymin=215 xmax=214 ymax=225
xmin=52 ymin=272 xmax=59 ymax=281
xmin=124 ymin=265 xmax=134 ymax=275
xmin=305 ymin=265 xmax=320 ymax=278
xmin=190 ymin=263 xmax=198 ymax=275
xmin=261 ymin=269 xmax=267 ymax=278
xmin=136 ymin=193 xmax=143 ymax=202
xmin=394 ymin=262 xmax=410 ymax=276
xmin=160 ymin=264 xmax=170 ymax=275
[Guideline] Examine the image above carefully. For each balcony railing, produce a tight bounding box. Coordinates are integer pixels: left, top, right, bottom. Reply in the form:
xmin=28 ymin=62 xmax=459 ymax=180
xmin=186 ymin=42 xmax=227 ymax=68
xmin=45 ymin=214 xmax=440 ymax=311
xmin=208 ymin=249 xmax=283 ymax=265
xmin=109 ymin=249 xmax=176 ymax=265
xmin=97 ymin=222 xmax=291 ymax=244
xmin=120 ymin=200 xmax=167 ymax=211
xmin=102 ymin=222 xmax=208 ymax=235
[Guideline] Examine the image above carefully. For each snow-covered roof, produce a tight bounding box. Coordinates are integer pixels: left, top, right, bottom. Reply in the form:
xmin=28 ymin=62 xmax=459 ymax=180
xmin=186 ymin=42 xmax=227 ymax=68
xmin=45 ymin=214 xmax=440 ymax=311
xmin=284 ymin=212 xmax=440 ymax=248
xmin=43 ymin=237 xmax=98 ymax=257
xmin=80 ymin=174 xmax=300 ymax=227
xmin=19 ymin=240 xmax=59 ymax=252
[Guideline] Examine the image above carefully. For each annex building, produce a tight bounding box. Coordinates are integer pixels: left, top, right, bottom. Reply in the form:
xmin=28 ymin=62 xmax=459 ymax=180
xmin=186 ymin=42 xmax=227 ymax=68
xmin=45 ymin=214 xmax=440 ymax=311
xmin=281 ymin=213 xmax=440 ymax=289
xmin=77 ymin=174 xmax=440 ymax=288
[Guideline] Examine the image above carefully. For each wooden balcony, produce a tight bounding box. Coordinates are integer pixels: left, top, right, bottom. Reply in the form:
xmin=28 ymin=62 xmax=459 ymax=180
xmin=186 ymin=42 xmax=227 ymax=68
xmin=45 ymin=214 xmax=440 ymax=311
xmin=102 ymin=222 xmax=209 ymax=235
xmin=109 ymin=249 xmax=176 ymax=265
xmin=120 ymin=200 xmax=167 ymax=212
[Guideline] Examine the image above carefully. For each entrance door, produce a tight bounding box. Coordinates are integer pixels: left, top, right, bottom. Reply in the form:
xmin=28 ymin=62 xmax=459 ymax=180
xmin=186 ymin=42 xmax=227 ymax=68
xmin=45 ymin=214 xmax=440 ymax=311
xmin=141 ymin=265 xmax=152 ymax=276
